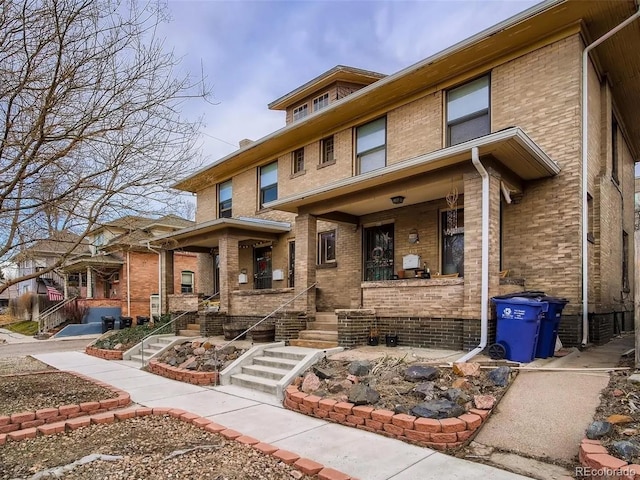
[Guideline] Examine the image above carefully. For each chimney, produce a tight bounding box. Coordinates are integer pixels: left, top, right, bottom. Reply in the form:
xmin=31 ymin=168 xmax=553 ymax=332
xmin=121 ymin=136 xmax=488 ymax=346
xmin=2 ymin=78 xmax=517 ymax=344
xmin=239 ymin=138 xmax=253 ymax=148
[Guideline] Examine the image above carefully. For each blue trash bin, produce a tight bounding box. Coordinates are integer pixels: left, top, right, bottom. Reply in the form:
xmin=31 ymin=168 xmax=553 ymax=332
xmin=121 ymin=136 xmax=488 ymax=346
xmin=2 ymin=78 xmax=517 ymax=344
xmin=535 ymin=297 xmax=569 ymax=359
xmin=491 ymin=297 xmax=548 ymax=363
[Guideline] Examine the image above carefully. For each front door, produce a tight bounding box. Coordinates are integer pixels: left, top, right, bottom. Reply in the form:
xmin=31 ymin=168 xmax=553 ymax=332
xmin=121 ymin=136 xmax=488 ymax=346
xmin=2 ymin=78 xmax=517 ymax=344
xmin=254 ymin=246 xmax=272 ymax=289
xmin=364 ymin=224 xmax=394 ymax=281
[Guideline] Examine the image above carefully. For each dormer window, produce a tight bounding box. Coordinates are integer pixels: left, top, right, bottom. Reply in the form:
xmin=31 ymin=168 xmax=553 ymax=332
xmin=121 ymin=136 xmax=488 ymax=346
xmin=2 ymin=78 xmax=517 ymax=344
xmin=313 ymin=93 xmax=329 ymax=112
xmin=293 ymin=104 xmax=308 ymax=122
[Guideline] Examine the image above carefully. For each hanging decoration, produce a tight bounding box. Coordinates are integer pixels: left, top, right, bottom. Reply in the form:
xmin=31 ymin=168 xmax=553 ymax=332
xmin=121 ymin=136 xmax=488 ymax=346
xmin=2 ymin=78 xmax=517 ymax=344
xmin=444 ymin=185 xmax=459 ymax=236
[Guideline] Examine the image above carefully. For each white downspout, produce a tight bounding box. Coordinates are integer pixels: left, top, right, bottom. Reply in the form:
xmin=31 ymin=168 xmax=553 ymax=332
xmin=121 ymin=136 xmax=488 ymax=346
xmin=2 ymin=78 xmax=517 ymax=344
xmin=581 ymin=7 xmax=640 ymax=347
xmin=458 ymin=146 xmax=489 ymax=362
xmin=146 ymin=242 xmax=162 ymax=318
xmin=126 ymin=251 xmax=131 ymax=316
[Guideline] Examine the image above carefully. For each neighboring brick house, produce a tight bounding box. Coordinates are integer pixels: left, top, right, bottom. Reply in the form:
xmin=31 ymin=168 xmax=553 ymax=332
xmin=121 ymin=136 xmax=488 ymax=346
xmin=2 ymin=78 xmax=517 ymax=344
xmin=154 ymin=0 xmax=639 ymax=350
xmin=60 ymin=215 xmax=199 ymax=319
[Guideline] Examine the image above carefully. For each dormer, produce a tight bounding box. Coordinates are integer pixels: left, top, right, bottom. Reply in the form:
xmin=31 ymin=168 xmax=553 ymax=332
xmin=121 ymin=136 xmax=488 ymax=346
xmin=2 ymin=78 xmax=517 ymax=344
xmin=268 ymin=65 xmax=386 ymax=125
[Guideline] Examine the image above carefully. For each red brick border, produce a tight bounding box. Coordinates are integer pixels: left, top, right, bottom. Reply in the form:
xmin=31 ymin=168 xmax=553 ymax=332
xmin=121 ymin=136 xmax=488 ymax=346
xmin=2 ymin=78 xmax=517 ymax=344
xmin=578 ymin=438 xmax=640 ymax=480
xmin=0 ymin=371 xmax=130 ymax=433
xmin=85 ymin=346 xmax=124 ymax=360
xmin=147 ymin=359 xmax=218 ymax=386
xmin=0 ymin=407 xmax=356 ymax=480
xmin=284 ymin=385 xmax=490 ymax=451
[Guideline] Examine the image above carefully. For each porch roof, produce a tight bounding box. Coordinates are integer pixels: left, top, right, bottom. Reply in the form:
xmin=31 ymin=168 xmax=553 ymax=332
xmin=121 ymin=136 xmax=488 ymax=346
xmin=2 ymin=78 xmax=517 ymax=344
xmin=265 ymin=127 xmax=559 ymax=217
xmin=149 ymin=217 xmax=292 ymax=250
xmin=62 ymin=254 xmax=123 ymax=273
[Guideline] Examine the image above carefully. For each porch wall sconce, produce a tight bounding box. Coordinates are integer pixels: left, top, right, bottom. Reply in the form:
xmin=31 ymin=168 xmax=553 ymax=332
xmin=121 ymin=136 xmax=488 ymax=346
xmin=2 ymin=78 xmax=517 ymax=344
xmin=391 ymin=195 xmax=405 ymax=205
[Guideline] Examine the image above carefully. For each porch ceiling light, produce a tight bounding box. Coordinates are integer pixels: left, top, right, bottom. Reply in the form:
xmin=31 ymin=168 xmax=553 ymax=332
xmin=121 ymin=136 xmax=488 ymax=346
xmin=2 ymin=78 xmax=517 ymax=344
xmin=390 ymin=195 xmax=405 ymax=205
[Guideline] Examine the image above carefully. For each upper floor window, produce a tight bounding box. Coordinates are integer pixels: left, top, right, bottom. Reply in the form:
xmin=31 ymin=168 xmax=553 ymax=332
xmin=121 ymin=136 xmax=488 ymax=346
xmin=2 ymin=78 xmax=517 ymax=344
xmin=447 ymin=75 xmax=490 ymax=146
xmin=356 ymin=117 xmax=386 ymax=174
xmin=321 ymin=136 xmax=334 ymax=165
xmin=292 ymin=148 xmax=305 ymax=174
xmin=293 ymin=104 xmax=308 ymax=122
xmin=612 ymin=116 xmax=619 ymax=183
xmin=313 ymin=93 xmax=329 ymax=112
xmin=181 ymin=271 xmax=194 ymax=293
xmin=218 ymin=180 xmax=232 ymax=218
xmin=259 ymin=161 xmax=278 ymax=208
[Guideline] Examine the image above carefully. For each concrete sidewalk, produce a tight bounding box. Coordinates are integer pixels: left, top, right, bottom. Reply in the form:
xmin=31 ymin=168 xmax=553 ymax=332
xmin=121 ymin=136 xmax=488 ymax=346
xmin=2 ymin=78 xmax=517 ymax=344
xmin=33 ymin=350 xmax=531 ymax=480
xmin=475 ymin=335 xmax=634 ymax=469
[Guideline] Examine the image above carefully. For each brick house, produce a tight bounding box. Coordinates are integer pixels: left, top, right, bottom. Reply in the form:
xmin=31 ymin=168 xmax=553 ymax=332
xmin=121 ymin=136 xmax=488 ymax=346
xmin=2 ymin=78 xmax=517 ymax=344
xmin=154 ymin=0 xmax=639 ymax=351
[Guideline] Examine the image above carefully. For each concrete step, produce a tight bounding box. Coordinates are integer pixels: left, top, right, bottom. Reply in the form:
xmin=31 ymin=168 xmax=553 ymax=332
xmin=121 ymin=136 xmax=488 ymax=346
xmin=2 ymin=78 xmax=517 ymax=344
xmin=186 ymin=323 xmax=200 ymax=330
xmin=147 ymin=343 xmax=166 ymax=351
xmin=315 ymin=312 xmax=338 ymax=321
xmin=253 ymin=355 xmax=300 ymax=370
xmin=288 ymin=339 xmax=339 ymax=349
xmin=263 ymin=346 xmax=311 ymax=361
xmin=178 ymin=329 xmax=200 ymax=337
xmin=307 ymin=321 xmax=338 ymax=331
xmin=298 ymin=330 xmax=338 ymax=341
xmin=241 ymin=364 xmax=290 ymax=381
xmin=230 ymin=373 xmax=278 ymax=394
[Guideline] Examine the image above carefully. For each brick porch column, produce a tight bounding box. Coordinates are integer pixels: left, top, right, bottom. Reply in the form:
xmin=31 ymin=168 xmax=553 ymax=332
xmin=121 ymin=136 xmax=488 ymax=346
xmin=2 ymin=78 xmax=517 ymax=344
xmin=197 ymin=252 xmax=215 ymax=296
xmin=294 ymin=213 xmax=317 ymax=313
xmin=218 ymin=233 xmax=239 ymax=314
xmin=86 ymin=267 xmax=93 ymax=298
xmin=160 ymin=250 xmax=174 ymax=314
xmin=463 ymin=167 xmax=502 ymax=320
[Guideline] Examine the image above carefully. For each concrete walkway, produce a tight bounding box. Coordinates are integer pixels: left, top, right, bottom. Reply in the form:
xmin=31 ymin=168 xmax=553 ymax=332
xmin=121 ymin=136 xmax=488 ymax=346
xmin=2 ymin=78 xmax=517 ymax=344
xmin=33 ymin=350 xmax=531 ymax=480
xmin=475 ymin=335 xmax=634 ymax=467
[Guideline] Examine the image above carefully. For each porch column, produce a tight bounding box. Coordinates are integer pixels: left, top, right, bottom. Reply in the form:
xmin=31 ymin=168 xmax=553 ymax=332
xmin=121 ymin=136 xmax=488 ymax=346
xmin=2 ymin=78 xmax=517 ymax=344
xmin=463 ymin=168 xmax=502 ymax=321
xmin=219 ymin=233 xmax=239 ymax=314
xmin=63 ymin=274 xmax=69 ymax=299
xmin=86 ymin=267 xmax=93 ymax=299
xmin=294 ymin=213 xmax=317 ymax=313
xmin=197 ymin=253 xmax=214 ymax=296
xmin=160 ymin=250 xmax=174 ymax=314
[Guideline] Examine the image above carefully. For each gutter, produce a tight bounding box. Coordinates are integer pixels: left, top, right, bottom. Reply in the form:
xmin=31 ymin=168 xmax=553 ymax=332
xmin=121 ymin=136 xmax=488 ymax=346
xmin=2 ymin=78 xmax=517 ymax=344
xmin=457 ymin=147 xmax=489 ymax=362
xmin=580 ymin=6 xmax=640 ymax=347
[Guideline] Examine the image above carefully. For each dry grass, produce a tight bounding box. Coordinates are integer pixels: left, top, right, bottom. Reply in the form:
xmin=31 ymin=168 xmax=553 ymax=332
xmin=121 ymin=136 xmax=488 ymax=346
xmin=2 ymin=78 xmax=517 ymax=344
xmin=0 ymin=313 xmax=18 ymax=327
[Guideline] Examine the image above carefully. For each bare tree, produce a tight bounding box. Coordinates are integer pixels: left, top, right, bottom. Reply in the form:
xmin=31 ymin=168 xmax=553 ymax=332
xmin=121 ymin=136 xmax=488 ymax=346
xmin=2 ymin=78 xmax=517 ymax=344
xmin=0 ymin=0 xmax=209 ymax=293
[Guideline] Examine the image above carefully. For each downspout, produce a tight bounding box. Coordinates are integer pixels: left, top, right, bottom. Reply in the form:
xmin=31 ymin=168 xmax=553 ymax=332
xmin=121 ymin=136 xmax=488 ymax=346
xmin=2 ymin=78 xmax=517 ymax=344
xmin=581 ymin=6 xmax=640 ymax=347
xmin=458 ymin=146 xmax=489 ymax=362
xmin=146 ymin=242 xmax=162 ymax=317
xmin=126 ymin=251 xmax=131 ymax=316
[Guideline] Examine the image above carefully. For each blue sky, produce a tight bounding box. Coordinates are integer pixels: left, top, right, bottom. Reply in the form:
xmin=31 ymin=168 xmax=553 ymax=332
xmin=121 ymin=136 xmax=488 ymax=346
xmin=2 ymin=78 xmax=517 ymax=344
xmin=159 ymin=0 xmax=541 ymax=164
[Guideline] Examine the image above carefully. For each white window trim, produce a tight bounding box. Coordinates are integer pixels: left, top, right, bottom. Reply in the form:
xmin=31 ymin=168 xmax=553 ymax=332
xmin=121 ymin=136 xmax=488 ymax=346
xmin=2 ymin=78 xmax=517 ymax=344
xmin=313 ymin=93 xmax=329 ymax=112
xmin=318 ymin=230 xmax=337 ymax=265
xmin=293 ymin=104 xmax=308 ymax=121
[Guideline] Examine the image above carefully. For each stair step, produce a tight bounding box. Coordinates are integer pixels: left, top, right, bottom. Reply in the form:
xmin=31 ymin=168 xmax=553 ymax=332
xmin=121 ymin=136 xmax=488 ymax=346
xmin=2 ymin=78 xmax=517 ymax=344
xmin=263 ymin=346 xmax=311 ymax=361
xmin=130 ymin=354 xmax=150 ymax=363
xmin=147 ymin=343 xmax=165 ymax=350
xmin=307 ymin=321 xmax=338 ymax=331
xmin=298 ymin=330 xmax=338 ymax=341
xmin=230 ymin=373 xmax=278 ymax=394
xmin=242 ymin=364 xmax=290 ymax=380
xmin=289 ymin=339 xmax=339 ymax=349
xmin=315 ymin=312 xmax=338 ymax=321
xmin=186 ymin=324 xmax=200 ymax=330
xmin=178 ymin=329 xmax=200 ymax=337
xmin=253 ymin=355 xmax=300 ymax=370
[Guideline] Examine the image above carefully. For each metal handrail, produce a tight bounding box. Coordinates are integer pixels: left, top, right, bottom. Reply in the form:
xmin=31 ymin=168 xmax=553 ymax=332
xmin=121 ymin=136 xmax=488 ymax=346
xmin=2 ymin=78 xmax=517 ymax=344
xmin=139 ymin=291 xmax=219 ymax=364
xmin=38 ymin=296 xmax=78 ymax=334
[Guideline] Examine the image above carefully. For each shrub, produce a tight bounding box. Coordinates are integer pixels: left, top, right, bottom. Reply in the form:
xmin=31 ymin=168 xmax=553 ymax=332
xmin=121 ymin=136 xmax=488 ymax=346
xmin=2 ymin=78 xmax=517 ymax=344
xmin=62 ymin=301 xmax=89 ymax=324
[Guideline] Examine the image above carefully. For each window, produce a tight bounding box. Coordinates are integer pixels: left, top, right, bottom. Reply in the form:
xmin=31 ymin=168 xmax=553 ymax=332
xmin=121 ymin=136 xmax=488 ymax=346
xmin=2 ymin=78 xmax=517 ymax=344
xmin=292 ymin=148 xmax=304 ymax=174
xmin=356 ymin=117 xmax=386 ymax=174
xmin=441 ymin=209 xmax=464 ymax=276
xmin=318 ymin=231 xmax=336 ymax=264
xmin=612 ymin=116 xmax=619 ymax=183
xmin=364 ymin=224 xmax=394 ymax=281
xmin=622 ymin=231 xmax=629 ymax=292
xmin=321 ymin=136 xmax=334 ymax=164
xmin=259 ymin=161 xmax=278 ymax=208
xmin=587 ymin=193 xmax=595 ymax=243
xmin=181 ymin=271 xmax=194 ymax=294
xmin=447 ymin=75 xmax=490 ymax=146
xmin=313 ymin=93 xmax=329 ymax=112
xmin=293 ymin=104 xmax=308 ymax=122
xmin=218 ymin=180 xmax=232 ymax=218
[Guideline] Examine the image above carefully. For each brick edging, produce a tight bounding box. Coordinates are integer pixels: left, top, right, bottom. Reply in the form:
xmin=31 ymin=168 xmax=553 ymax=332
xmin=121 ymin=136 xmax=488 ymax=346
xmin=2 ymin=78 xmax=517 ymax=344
xmin=0 ymin=407 xmax=356 ymax=480
xmin=147 ymin=359 xmax=218 ymax=386
xmin=284 ymin=385 xmax=490 ymax=451
xmin=0 ymin=371 xmax=130 ymax=434
xmin=85 ymin=346 xmax=124 ymax=360
xmin=579 ymin=438 xmax=640 ymax=479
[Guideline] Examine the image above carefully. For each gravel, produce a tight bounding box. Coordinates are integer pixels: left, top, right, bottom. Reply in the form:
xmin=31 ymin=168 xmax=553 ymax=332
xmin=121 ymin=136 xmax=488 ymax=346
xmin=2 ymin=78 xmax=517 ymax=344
xmin=0 ymin=356 xmax=54 ymax=375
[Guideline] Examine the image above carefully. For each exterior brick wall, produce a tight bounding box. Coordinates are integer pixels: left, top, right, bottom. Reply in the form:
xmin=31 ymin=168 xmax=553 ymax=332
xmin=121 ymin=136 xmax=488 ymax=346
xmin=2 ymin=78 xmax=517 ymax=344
xmin=200 ymin=312 xmax=225 ymax=336
xmin=230 ymin=288 xmax=295 ymax=316
xmin=168 ymin=294 xmax=198 ymax=313
xmin=275 ymin=312 xmax=307 ymax=342
xmin=336 ymin=309 xmax=376 ymax=348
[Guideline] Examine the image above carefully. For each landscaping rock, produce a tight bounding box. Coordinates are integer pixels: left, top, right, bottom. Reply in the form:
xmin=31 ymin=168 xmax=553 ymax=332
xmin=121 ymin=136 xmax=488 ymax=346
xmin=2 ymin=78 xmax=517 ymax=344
xmin=192 ymin=347 xmax=206 ymax=356
xmin=348 ymin=384 xmax=380 ymax=405
xmin=348 ymin=360 xmax=371 ymax=376
xmin=113 ymin=343 xmax=123 ymax=351
xmin=452 ymin=363 xmax=481 ymax=377
xmin=473 ymin=395 xmax=496 ymax=410
xmin=313 ymin=366 xmax=334 ymax=380
xmin=487 ymin=366 xmax=511 ymax=387
xmin=346 ymin=374 xmax=359 ymax=384
xmin=622 ymin=428 xmax=638 ymax=436
xmin=452 ymin=378 xmax=473 ymax=390
xmin=607 ymin=414 xmax=634 ymax=424
xmin=586 ymin=421 xmax=613 ymax=440
xmin=411 ymin=399 xmax=465 ymax=419
xmin=627 ymin=374 xmax=640 ymax=384
xmin=613 ymin=388 xmax=624 ymax=397
xmin=301 ymin=372 xmax=321 ymax=393
xmin=413 ymin=381 xmax=436 ymax=400
xmin=612 ymin=440 xmax=640 ymax=462
xmin=403 ymin=365 xmax=439 ymax=382
xmin=444 ymin=388 xmax=470 ymax=405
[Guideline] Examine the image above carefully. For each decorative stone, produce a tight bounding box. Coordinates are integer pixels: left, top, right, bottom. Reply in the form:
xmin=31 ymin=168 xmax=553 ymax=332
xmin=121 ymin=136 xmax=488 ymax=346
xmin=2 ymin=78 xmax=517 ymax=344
xmin=301 ymin=372 xmax=321 ymax=393
xmin=348 ymin=360 xmax=371 ymax=376
xmin=347 ymin=384 xmax=380 ymax=405
xmin=346 ymin=374 xmax=359 ymax=384
xmin=487 ymin=366 xmax=511 ymax=387
xmin=413 ymin=382 xmax=436 ymax=400
xmin=193 ymin=347 xmax=206 ymax=356
xmin=607 ymin=414 xmax=634 ymax=424
xmin=313 ymin=366 xmax=334 ymax=380
xmin=410 ymin=399 xmax=465 ymax=419
xmin=473 ymin=395 xmax=496 ymax=410
xmin=202 ymin=342 xmax=213 ymax=350
xmin=394 ymin=404 xmax=410 ymax=414
xmin=114 ymin=343 xmax=123 ymax=350
xmin=627 ymin=374 xmax=640 ymax=384
xmin=586 ymin=421 xmax=612 ymax=440
xmin=612 ymin=441 xmax=640 ymax=462
xmin=444 ymin=388 xmax=471 ymax=405
xmin=452 ymin=363 xmax=481 ymax=377
xmin=327 ymin=381 xmax=345 ymax=394
xmin=612 ymin=389 xmax=624 ymax=397
xmin=452 ymin=378 xmax=473 ymax=390
xmin=403 ymin=365 xmax=439 ymax=382
xmin=623 ymin=428 xmax=638 ymax=436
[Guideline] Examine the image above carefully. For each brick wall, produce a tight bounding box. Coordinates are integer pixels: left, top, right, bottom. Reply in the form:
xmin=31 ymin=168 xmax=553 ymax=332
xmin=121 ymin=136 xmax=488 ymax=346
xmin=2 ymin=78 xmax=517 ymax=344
xmin=200 ymin=312 xmax=224 ymax=336
xmin=229 ymin=288 xmax=295 ymax=316
xmin=168 ymin=294 xmax=198 ymax=313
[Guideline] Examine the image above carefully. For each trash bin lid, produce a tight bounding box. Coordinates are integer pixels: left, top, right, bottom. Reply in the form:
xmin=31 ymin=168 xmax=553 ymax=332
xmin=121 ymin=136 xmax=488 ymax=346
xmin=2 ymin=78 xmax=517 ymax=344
xmin=492 ymin=291 xmax=546 ymax=300
xmin=538 ymin=296 xmax=569 ymax=305
xmin=492 ymin=296 xmax=549 ymax=312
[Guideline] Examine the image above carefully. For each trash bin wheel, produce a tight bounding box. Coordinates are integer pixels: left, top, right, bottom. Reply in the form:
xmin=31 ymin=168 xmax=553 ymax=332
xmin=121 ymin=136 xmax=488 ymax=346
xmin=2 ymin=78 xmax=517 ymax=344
xmin=488 ymin=343 xmax=507 ymax=360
